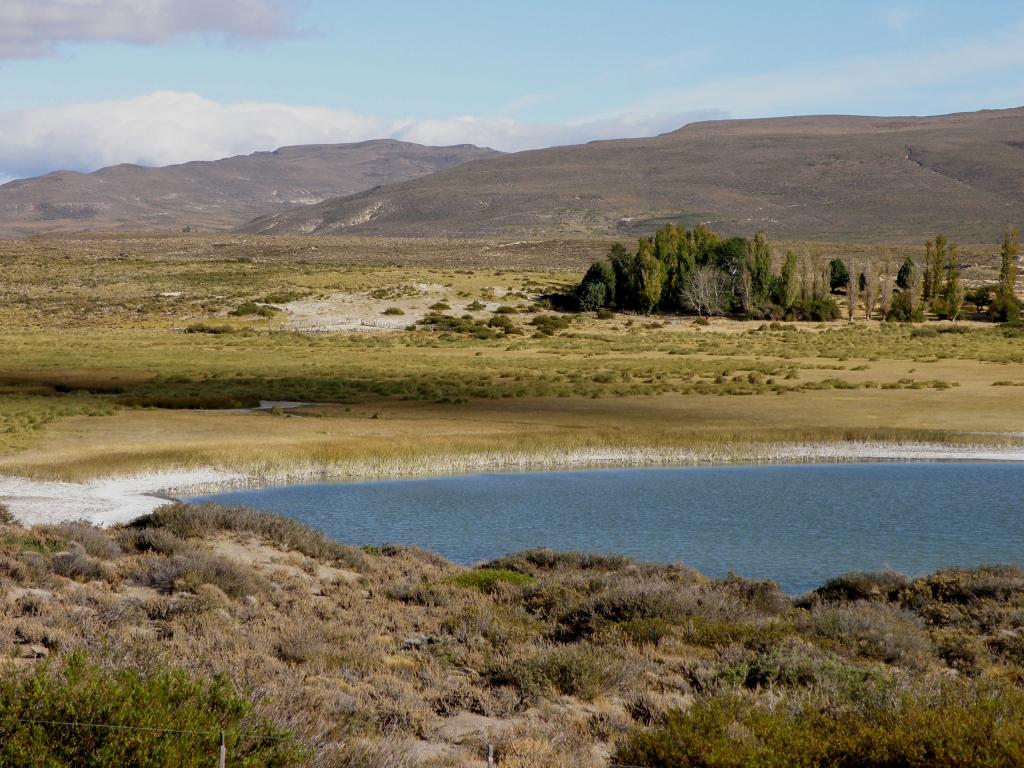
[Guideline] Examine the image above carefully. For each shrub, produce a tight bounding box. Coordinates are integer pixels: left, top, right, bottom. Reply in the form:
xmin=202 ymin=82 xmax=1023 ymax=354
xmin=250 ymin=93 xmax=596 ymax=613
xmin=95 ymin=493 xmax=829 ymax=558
xmin=790 ymin=297 xmax=840 ymax=321
xmin=596 ymin=308 xmax=615 ymax=319
xmin=810 ymin=569 xmax=907 ymax=603
xmin=486 ymin=548 xmax=631 ymax=573
xmin=614 ymin=683 xmax=1024 ymax=768
xmin=182 ymin=322 xmax=237 ymax=334
xmin=428 ymin=301 xmax=451 ymax=310
xmin=0 ymin=654 xmax=302 ymax=767
xmin=449 ymin=568 xmax=535 ymax=593
xmin=488 ymin=646 xmax=626 ymax=701
xmin=530 ymin=314 xmax=571 ymax=335
xmin=229 ymin=301 xmax=278 ymax=317
xmin=47 ymin=522 xmax=122 ymax=560
xmin=886 ymin=292 xmax=925 ymax=322
xmin=0 ymin=503 xmax=15 ymax=525
xmin=130 ymin=504 xmax=365 ymax=568
xmin=382 ymin=307 xmax=405 ymax=315
xmin=805 ymin=601 xmax=932 ymax=668
xmin=133 ymin=548 xmax=267 ymax=599
xmin=555 ymin=585 xmax=687 ymax=641
xmin=50 ymin=548 xmax=106 ymax=582
xmin=911 ymin=325 xmax=939 ymax=338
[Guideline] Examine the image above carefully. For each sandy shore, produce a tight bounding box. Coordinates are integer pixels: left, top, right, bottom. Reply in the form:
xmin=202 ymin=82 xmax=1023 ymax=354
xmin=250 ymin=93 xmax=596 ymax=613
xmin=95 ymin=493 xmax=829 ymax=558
xmin=2 ymin=441 xmax=1024 ymax=527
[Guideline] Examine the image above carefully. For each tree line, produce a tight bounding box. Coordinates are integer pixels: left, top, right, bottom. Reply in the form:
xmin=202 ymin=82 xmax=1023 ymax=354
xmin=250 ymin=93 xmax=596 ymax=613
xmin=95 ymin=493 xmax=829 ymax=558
xmin=576 ymin=225 xmax=1021 ymax=323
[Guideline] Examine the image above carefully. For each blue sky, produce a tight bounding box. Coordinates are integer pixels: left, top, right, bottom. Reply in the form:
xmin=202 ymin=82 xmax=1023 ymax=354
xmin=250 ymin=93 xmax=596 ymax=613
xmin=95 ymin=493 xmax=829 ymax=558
xmin=1 ymin=0 xmax=1023 ymax=179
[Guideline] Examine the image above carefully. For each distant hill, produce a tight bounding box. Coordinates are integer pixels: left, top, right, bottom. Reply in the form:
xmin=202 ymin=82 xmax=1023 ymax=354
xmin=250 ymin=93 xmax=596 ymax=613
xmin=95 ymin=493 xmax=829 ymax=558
xmin=240 ymin=108 xmax=1024 ymax=243
xmin=0 ymin=140 xmax=501 ymax=237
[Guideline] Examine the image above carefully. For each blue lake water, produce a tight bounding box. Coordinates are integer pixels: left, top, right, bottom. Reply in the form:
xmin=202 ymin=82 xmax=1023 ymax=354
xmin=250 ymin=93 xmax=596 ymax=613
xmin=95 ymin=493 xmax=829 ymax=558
xmin=187 ymin=463 xmax=1024 ymax=594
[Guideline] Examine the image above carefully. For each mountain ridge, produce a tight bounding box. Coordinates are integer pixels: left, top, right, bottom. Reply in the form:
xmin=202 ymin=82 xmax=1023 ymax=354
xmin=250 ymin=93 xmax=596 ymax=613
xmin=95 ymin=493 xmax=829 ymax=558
xmin=0 ymin=140 xmax=501 ymax=237
xmin=240 ymin=107 xmax=1024 ymax=243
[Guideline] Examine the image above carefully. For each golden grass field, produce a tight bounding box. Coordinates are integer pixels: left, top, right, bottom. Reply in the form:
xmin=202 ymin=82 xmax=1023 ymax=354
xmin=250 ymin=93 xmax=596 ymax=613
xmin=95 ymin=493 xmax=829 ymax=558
xmin=1 ymin=232 xmax=1022 ymax=482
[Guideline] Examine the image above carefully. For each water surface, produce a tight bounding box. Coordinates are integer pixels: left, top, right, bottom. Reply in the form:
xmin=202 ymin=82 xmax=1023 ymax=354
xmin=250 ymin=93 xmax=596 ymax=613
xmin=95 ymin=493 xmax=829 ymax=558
xmin=188 ymin=463 xmax=1024 ymax=594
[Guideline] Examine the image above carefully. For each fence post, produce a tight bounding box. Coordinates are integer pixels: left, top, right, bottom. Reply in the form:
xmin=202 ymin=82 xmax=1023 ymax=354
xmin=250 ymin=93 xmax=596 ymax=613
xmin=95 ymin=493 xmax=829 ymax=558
xmin=219 ymin=730 xmax=226 ymax=768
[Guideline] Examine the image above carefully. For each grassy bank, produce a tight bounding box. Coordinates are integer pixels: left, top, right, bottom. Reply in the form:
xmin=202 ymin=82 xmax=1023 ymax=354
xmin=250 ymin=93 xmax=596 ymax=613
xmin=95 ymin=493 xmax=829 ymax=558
xmin=0 ymin=504 xmax=1022 ymax=766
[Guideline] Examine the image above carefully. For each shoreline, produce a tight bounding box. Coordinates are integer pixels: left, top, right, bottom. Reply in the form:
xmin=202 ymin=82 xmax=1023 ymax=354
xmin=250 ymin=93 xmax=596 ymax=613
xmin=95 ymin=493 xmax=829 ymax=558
xmin=3 ymin=439 xmax=1024 ymax=527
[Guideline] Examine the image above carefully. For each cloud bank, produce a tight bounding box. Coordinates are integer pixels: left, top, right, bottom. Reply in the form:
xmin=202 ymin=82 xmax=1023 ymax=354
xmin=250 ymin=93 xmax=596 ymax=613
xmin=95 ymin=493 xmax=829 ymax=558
xmin=0 ymin=91 xmax=722 ymax=180
xmin=0 ymin=0 xmax=301 ymax=58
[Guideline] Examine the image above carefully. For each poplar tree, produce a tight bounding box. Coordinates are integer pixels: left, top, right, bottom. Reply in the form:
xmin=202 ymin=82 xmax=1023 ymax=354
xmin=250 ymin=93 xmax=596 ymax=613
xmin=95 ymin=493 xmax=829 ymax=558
xmin=941 ymin=243 xmax=963 ymax=320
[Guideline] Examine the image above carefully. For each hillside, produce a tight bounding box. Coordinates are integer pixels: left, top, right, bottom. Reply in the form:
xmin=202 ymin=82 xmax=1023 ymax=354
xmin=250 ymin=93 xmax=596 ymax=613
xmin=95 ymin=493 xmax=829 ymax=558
xmin=0 ymin=140 xmax=500 ymax=237
xmin=2 ymin=503 xmax=1023 ymax=766
xmin=241 ymin=108 xmax=1024 ymax=243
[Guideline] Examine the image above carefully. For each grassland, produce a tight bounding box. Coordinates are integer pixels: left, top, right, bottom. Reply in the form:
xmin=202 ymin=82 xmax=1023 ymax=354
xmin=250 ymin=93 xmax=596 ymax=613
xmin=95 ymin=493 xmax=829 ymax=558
xmin=1 ymin=233 xmax=1023 ymax=484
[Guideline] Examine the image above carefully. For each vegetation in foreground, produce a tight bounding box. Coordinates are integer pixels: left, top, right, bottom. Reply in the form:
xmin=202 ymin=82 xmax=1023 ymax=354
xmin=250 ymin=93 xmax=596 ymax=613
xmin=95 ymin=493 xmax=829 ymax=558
xmin=0 ymin=503 xmax=1022 ymax=766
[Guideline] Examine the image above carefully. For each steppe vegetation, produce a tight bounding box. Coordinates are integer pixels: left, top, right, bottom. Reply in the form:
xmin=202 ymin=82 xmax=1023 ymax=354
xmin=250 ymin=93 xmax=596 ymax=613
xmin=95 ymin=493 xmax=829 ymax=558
xmin=0 ymin=504 xmax=1022 ymax=766
xmin=2 ymin=233 xmax=1024 ymax=480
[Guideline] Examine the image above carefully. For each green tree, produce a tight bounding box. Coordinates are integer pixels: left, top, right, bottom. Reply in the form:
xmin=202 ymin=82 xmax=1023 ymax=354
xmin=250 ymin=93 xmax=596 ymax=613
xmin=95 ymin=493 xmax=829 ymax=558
xmin=896 ymin=256 xmax=915 ymax=290
xmin=991 ymin=228 xmax=1021 ymax=323
xmin=940 ymin=242 xmax=963 ymax=320
xmin=608 ymin=243 xmax=636 ymax=309
xmin=923 ymin=236 xmax=946 ymax=302
xmin=744 ymin=232 xmax=773 ymax=312
xmin=772 ymin=251 xmax=800 ymax=310
xmin=634 ymin=238 xmax=665 ymax=314
xmin=579 ymin=261 xmax=616 ymax=307
xmin=828 ymin=259 xmax=849 ymax=293
xmin=578 ymin=281 xmax=607 ymax=311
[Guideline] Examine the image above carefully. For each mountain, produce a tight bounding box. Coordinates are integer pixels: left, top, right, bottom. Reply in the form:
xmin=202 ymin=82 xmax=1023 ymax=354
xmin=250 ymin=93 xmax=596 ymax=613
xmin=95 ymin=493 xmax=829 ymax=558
xmin=0 ymin=140 xmax=501 ymax=237
xmin=240 ymin=108 xmax=1024 ymax=243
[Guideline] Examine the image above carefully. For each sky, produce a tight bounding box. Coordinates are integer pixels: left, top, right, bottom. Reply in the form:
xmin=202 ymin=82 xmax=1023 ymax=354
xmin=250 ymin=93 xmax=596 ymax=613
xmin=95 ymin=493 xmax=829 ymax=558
xmin=1 ymin=0 xmax=1023 ymax=181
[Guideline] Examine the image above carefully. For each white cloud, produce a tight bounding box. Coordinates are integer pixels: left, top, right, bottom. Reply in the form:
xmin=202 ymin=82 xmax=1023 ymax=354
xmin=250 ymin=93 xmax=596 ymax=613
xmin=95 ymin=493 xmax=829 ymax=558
xmin=0 ymin=0 xmax=301 ymax=58
xmin=618 ymin=21 xmax=1024 ymax=119
xmin=0 ymin=91 xmax=723 ymax=179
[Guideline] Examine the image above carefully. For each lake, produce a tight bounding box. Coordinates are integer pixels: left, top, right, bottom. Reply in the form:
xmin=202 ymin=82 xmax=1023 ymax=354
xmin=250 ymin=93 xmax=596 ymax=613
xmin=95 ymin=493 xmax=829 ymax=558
xmin=187 ymin=463 xmax=1024 ymax=594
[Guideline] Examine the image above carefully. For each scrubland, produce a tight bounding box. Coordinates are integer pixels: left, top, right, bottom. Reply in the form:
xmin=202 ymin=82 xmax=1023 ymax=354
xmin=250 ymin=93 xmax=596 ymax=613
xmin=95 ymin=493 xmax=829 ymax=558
xmin=1 ymin=504 xmax=1022 ymax=766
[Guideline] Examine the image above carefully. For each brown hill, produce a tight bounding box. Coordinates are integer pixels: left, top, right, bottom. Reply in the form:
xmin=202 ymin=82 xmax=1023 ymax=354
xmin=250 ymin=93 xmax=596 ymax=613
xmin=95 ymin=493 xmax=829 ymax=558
xmin=0 ymin=140 xmax=501 ymax=237
xmin=240 ymin=108 xmax=1024 ymax=243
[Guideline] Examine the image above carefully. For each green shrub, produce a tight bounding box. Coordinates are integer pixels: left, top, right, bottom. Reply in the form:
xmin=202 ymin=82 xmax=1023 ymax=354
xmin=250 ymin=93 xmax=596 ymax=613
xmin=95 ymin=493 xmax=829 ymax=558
xmin=182 ymin=323 xmax=237 ymax=335
xmin=530 ymin=314 xmax=571 ymax=335
xmin=382 ymin=307 xmax=405 ymax=315
xmin=229 ymin=301 xmax=279 ymax=317
xmin=614 ymin=683 xmax=1024 ymax=768
xmin=487 ymin=646 xmax=625 ymax=701
xmin=886 ymin=292 xmax=925 ymax=322
xmin=449 ymin=568 xmax=535 ymax=593
xmin=429 ymin=301 xmax=451 ymax=310
xmin=0 ymin=654 xmax=303 ymax=767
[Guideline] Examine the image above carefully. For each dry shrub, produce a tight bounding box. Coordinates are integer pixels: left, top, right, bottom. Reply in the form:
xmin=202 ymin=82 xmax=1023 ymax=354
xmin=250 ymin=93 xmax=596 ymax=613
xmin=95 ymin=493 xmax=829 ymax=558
xmin=49 ymin=548 xmax=107 ymax=583
xmin=131 ymin=503 xmax=366 ymax=569
xmin=806 ymin=601 xmax=932 ymax=668
xmin=809 ymin=569 xmax=909 ymax=603
xmin=317 ymin=739 xmax=417 ymax=768
xmin=132 ymin=548 xmax=267 ymax=598
xmin=45 ymin=522 xmax=122 ymax=560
